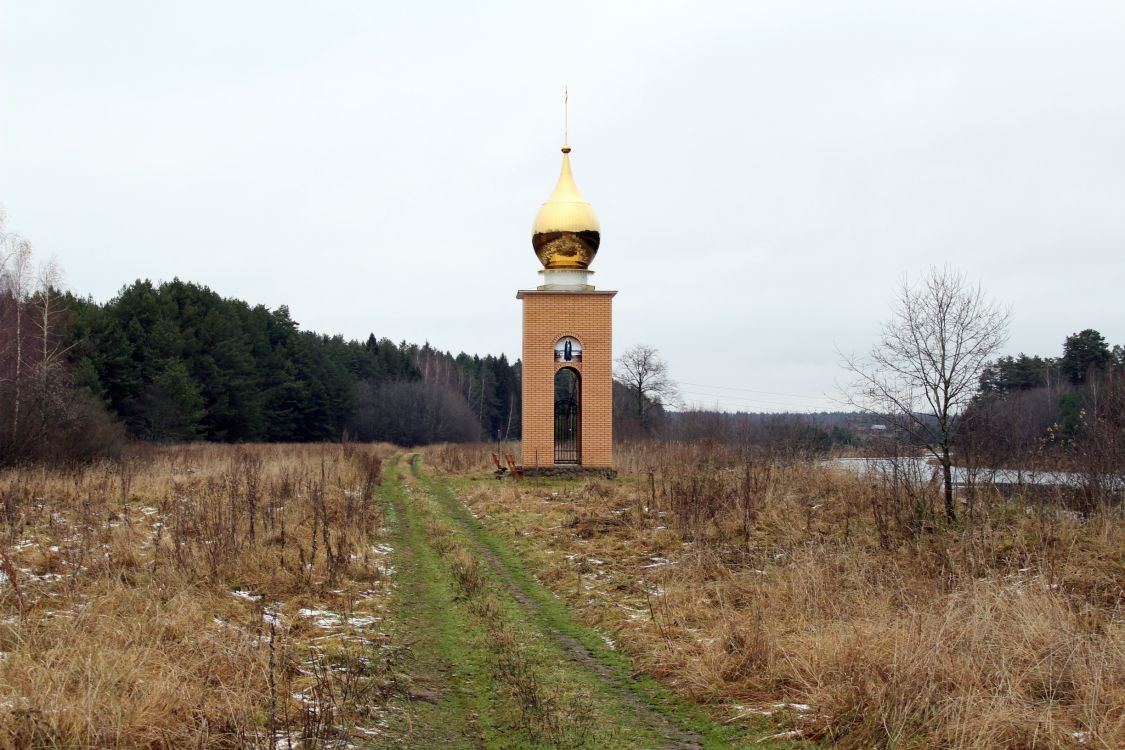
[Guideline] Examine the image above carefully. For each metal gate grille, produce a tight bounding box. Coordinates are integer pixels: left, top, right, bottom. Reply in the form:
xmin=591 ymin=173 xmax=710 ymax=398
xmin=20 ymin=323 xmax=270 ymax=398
xmin=554 ymin=397 xmax=580 ymax=464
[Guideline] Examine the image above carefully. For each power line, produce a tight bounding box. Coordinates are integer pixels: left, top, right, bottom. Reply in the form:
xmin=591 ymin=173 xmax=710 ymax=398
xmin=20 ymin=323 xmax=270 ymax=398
xmin=678 ymin=380 xmax=826 ymax=400
xmin=677 ymin=390 xmax=831 ymax=412
xmin=680 ymin=390 xmax=800 ymax=407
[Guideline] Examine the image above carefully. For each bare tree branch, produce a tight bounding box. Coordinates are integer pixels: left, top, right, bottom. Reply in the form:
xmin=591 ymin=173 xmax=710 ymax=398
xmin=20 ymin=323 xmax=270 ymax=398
xmin=840 ymin=265 xmax=1010 ymax=521
xmin=615 ymin=344 xmax=679 ymax=433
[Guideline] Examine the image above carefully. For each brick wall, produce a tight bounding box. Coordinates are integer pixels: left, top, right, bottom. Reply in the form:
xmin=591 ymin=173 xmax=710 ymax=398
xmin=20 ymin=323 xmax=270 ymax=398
xmin=518 ymin=290 xmax=616 ymax=468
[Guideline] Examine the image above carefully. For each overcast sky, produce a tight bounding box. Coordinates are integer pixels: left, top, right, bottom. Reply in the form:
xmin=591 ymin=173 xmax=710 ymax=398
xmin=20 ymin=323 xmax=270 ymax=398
xmin=2 ymin=1 xmax=1123 ymax=412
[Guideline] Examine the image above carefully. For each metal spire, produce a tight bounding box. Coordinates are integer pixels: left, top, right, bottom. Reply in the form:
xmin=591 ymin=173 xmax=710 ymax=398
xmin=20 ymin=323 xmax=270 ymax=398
xmin=563 ymin=85 xmax=570 ymax=153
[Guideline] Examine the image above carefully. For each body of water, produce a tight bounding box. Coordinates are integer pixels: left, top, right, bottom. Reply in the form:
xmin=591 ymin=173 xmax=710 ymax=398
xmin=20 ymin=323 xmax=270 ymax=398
xmin=829 ymin=457 xmax=1120 ymax=491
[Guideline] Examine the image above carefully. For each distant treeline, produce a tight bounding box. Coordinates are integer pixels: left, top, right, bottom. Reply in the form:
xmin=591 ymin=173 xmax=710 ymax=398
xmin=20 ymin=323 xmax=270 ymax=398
xmin=962 ymin=329 xmax=1124 ymax=469
xmin=4 ymin=215 xmax=1120 ymax=468
xmin=977 ymin=329 xmax=1123 ymax=395
xmin=1 ymin=252 xmax=522 ymax=459
xmin=645 ymin=329 xmax=1124 ymax=463
xmin=65 ymin=279 xmax=522 ymax=446
xmin=657 ymin=409 xmax=868 ymax=453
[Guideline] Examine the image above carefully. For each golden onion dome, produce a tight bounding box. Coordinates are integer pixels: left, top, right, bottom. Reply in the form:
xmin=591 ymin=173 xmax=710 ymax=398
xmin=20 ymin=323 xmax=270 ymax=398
xmin=532 ymin=145 xmax=601 ymax=269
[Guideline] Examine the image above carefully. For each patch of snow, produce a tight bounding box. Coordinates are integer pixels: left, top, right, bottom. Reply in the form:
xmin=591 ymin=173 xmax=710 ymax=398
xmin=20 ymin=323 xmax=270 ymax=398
xmin=373 ymin=562 xmax=396 ymax=576
xmin=298 ymin=608 xmax=337 ymax=628
xmin=262 ymin=607 xmax=282 ymax=626
xmin=344 ymin=614 xmax=381 ymax=627
xmin=773 ymin=702 xmax=813 ymax=712
xmin=730 ymin=705 xmax=773 ymax=719
xmin=765 ymin=729 xmax=803 ymax=741
xmin=230 ymin=589 xmax=262 ymax=602
xmin=14 ymin=569 xmax=63 ymax=583
xmin=298 ymin=608 xmax=381 ymax=629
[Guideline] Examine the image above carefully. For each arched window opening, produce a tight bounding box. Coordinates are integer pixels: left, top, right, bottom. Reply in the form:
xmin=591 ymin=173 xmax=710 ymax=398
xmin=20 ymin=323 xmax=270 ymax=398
xmin=554 ymin=367 xmax=580 ymax=464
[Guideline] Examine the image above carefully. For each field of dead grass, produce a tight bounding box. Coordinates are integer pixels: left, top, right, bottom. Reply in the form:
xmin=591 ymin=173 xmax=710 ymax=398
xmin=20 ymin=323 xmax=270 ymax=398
xmin=0 ymin=442 xmax=397 ymax=750
xmin=436 ymin=441 xmax=1124 ymax=749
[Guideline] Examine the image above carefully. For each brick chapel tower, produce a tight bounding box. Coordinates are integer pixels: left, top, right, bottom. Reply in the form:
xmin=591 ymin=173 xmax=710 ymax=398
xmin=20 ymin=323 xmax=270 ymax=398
xmin=518 ymin=141 xmax=615 ymax=470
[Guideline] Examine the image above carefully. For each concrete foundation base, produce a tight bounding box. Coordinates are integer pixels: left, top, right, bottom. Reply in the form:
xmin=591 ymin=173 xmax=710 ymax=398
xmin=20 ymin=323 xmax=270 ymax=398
xmin=516 ymin=465 xmax=618 ymax=480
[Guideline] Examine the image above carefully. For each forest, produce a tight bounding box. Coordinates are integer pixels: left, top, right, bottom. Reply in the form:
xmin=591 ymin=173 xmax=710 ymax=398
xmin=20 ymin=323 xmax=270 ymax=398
xmin=0 ymin=236 xmax=520 ymax=462
xmin=2 ymin=227 xmax=1123 ymax=749
xmin=62 ymin=278 xmax=520 ymax=446
xmin=653 ymin=330 xmax=1125 ymax=478
xmin=1 ymin=228 xmax=1121 ymax=473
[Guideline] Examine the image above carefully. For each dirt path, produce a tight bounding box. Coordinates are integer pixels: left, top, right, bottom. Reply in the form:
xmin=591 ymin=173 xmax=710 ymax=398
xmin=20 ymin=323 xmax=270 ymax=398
xmin=370 ymin=454 xmax=763 ymax=749
xmin=369 ymin=456 xmax=498 ymax=748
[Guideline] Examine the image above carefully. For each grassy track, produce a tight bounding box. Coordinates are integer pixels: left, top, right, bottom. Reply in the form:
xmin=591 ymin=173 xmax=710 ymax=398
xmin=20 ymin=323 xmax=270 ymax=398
xmin=372 ymin=455 xmax=506 ymax=748
xmin=372 ymin=454 xmax=779 ymax=749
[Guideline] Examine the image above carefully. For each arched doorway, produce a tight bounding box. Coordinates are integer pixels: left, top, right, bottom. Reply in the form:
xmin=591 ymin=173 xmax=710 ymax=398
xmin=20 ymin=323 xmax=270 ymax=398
xmin=554 ymin=367 xmax=580 ymax=464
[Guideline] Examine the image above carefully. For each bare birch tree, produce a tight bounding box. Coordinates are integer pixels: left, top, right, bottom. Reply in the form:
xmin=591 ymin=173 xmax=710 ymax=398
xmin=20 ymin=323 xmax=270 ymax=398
xmin=1 ymin=227 xmax=34 ymax=441
xmin=34 ymin=257 xmax=69 ymax=385
xmin=615 ymin=344 xmax=679 ymax=433
xmin=1 ymin=216 xmax=77 ymax=453
xmin=842 ymin=266 xmax=1009 ymax=521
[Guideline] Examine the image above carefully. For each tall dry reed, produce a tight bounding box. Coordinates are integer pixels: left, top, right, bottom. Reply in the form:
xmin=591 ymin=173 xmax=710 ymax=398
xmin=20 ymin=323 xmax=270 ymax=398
xmin=459 ymin=440 xmax=1124 ymax=748
xmin=0 ymin=442 xmax=393 ymax=750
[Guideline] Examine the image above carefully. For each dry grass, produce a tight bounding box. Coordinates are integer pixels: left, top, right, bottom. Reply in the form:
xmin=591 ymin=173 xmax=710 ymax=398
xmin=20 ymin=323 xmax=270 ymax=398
xmin=401 ymin=468 xmax=597 ymax=747
xmin=427 ymin=441 xmax=516 ymax=475
xmin=0 ymin=442 xmax=396 ymax=750
xmin=441 ymin=441 xmax=1124 ymax=749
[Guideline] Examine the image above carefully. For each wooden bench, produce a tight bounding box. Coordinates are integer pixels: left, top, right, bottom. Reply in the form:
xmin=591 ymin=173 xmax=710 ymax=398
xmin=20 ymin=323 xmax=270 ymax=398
xmin=491 ymin=452 xmax=509 ymax=478
xmin=504 ymin=452 xmax=524 ymax=480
